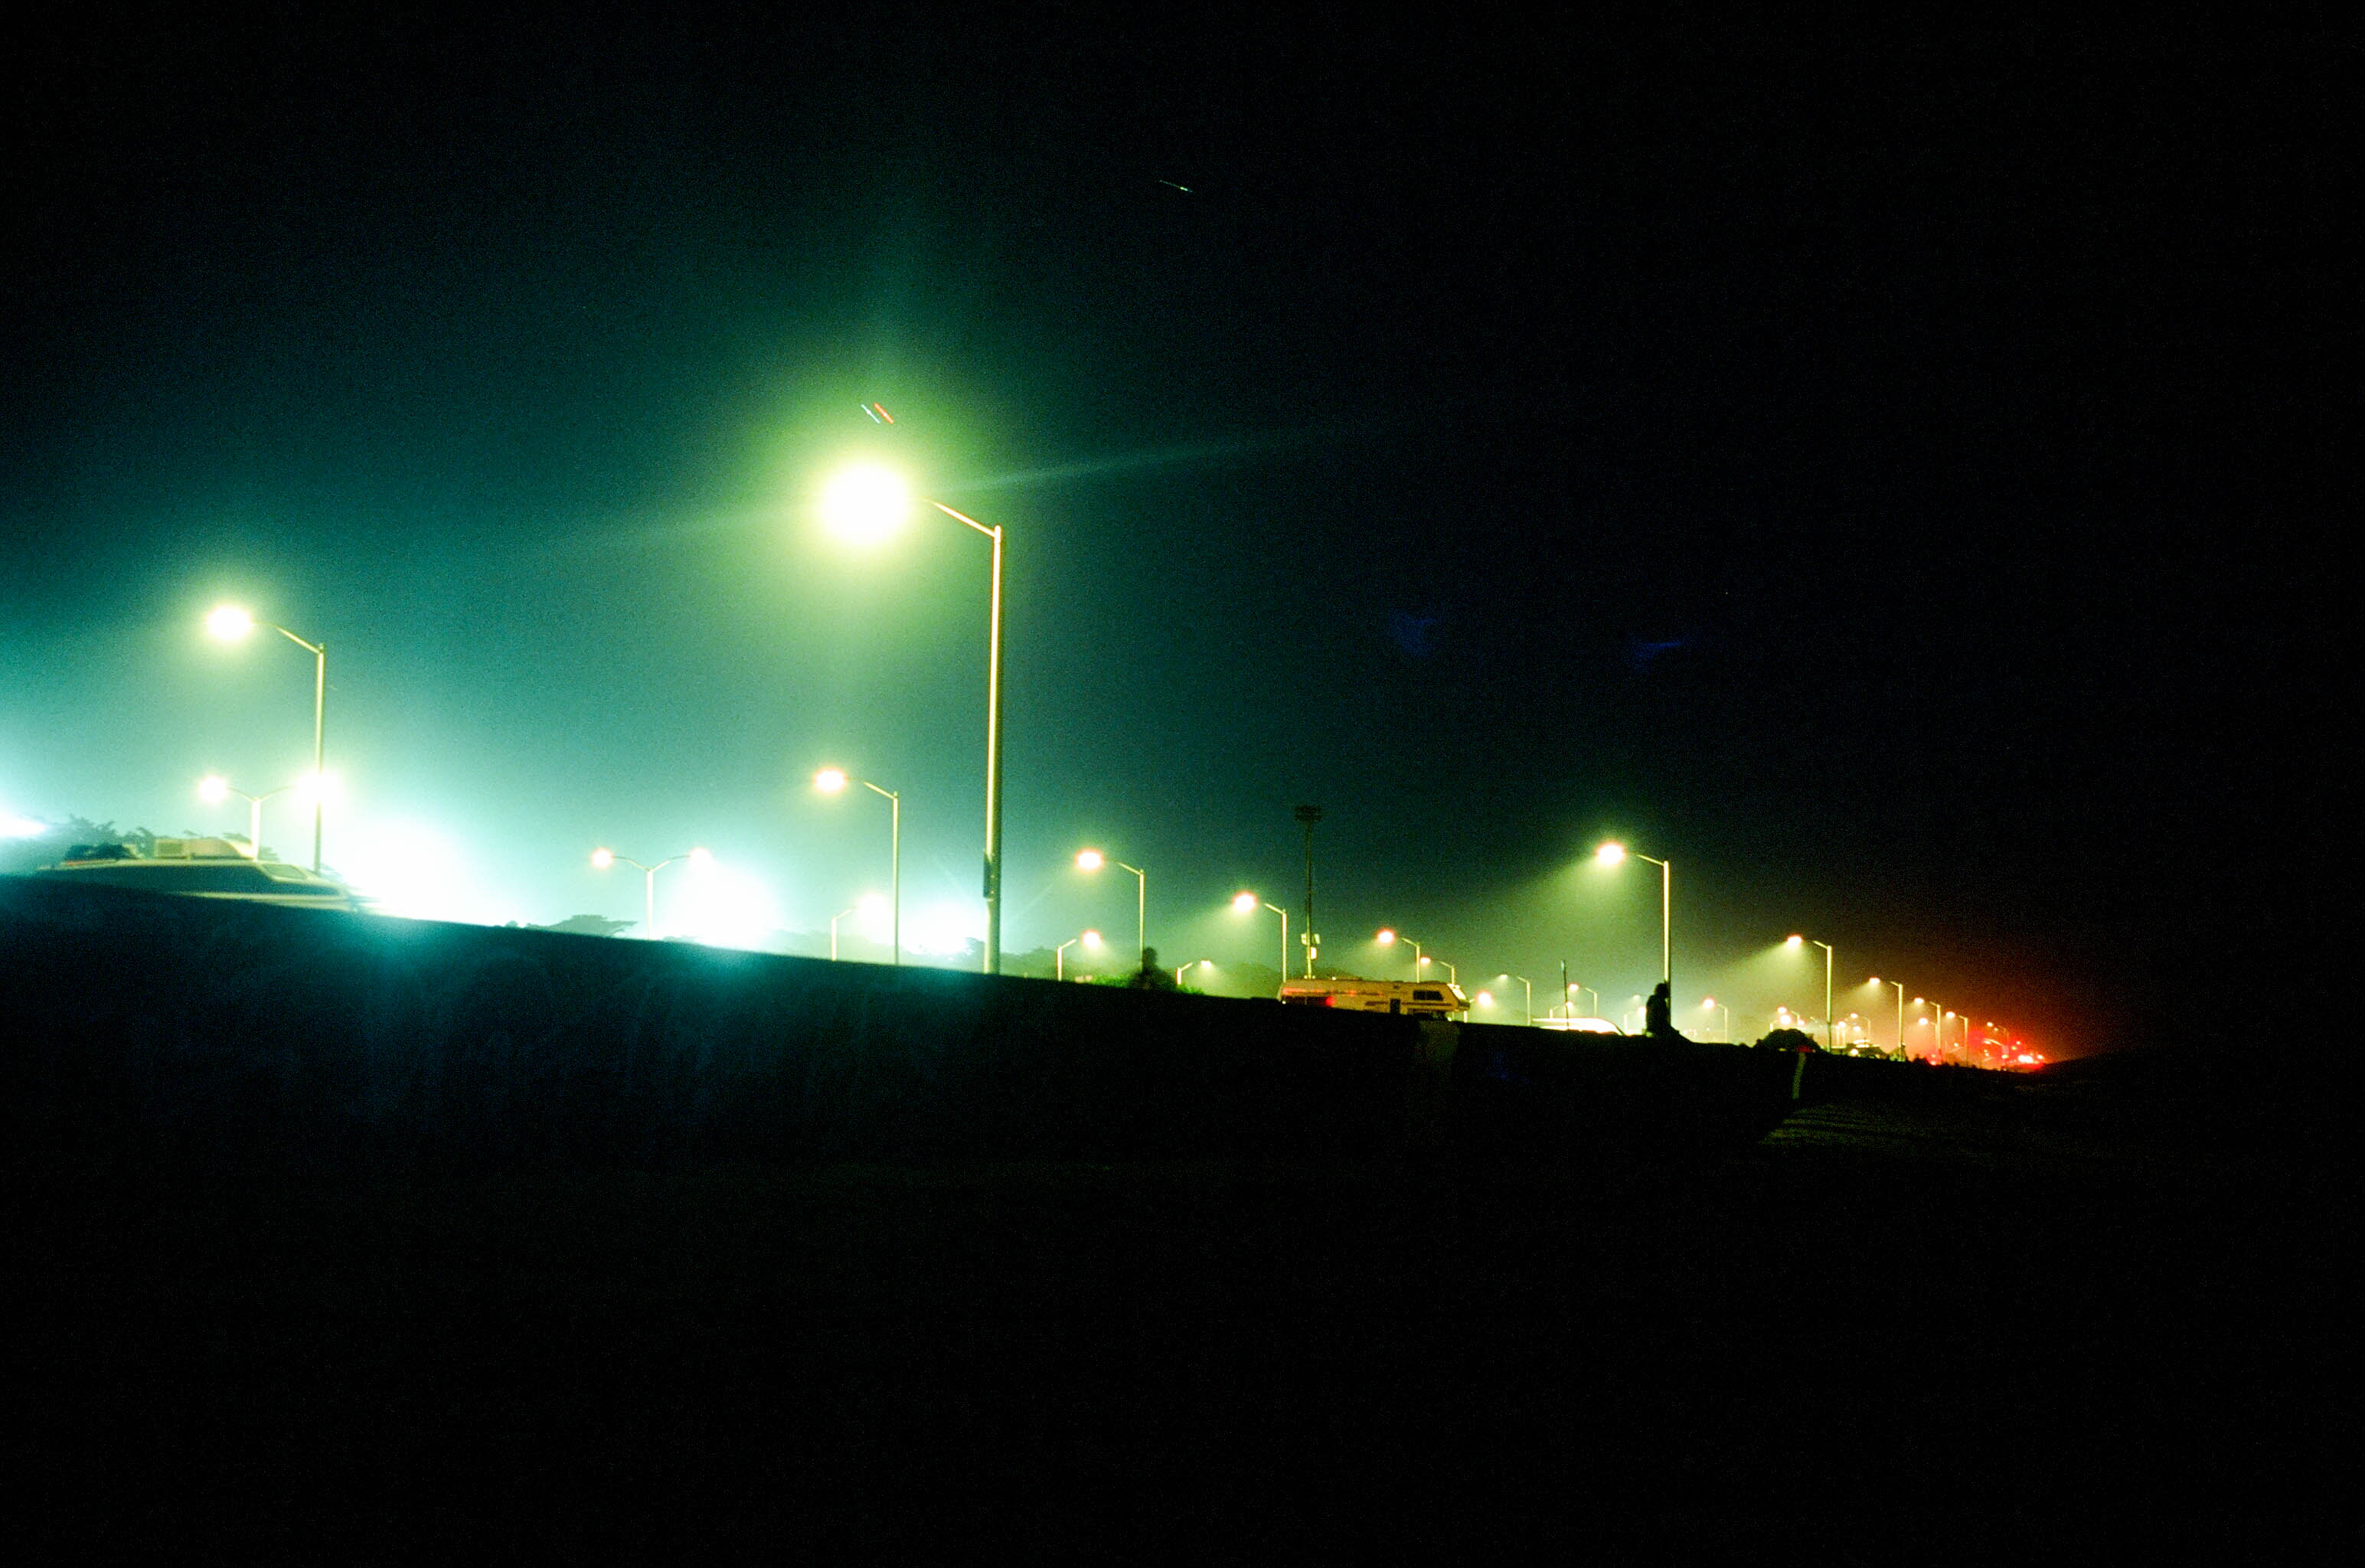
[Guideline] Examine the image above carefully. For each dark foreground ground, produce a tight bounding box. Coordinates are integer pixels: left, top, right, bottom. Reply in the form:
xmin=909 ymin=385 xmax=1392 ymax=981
xmin=5 ymin=1050 xmax=2332 ymax=1558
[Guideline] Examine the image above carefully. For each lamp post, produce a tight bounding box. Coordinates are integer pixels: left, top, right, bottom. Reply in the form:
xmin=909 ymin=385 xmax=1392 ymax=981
xmin=207 ymin=606 xmax=327 ymax=872
xmin=198 ymin=774 xmax=295 ymax=859
xmin=1702 ymin=997 xmax=1730 ymax=1043
xmin=1594 ymin=843 xmax=1671 ymax=991
xmin=1057 ymin=929 xmax=1102 ymax=981
xmin=1232 ymin=893 xmax=1289 ymax=981
xmin=829 ymin=906 xmax=857 ymax=962
xmin=1174 ymin=959 xmax=1213 ymax=987
xmin=1375 ymin=928 xmax=1422 ymax=982
xmin=1870 ymin=977 xmax=1906 ymax=1057
xmin=1076 ymin=850 xmax=1145 ymax=965
xmin=1498 ymin=975 xmax=1533 ymax=1026
xmin=818 ymin=466 xmax=1005 ymax=973
xmin=1788 ymin=934 xmax=1836 ymax=1052
xmin=591 ymin=846 xmax=710 ymax=939
xmin=815 ymin=769 xmax=900 ymax=965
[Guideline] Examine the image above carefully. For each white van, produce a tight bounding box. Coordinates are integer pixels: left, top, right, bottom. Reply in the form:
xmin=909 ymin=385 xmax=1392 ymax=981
xmin=1276 ymin=976 xmax=1469 ymax=1018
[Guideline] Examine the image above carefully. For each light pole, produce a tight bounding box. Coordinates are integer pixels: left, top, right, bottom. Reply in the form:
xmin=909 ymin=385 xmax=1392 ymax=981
xmin=591 ymin=846 xmax=710 ymax=940
xmin=1497 ymin=974 xmax=1533 ymax=1026
xmin=1232 ymin=892 xmax=1289 ymax=981
xmin=207 ymin=606 xmax=328 ymax=872
xmin=829 ymin=906 xmax=857 ymax=962
xmin=198 ymin=774 xmax=296 ymax=859
xmin=1057 ymin=929 xmax=1102 ymax=981
xmin=818 ymin=466 xmax=1005 ymax=973
xmin=815 ymin=768 xmax=900 ymax=965
xmin=1595 ymin=843 xmax=1671 ymax=992
xmin=1174 ymin=959 xmax=1213 ymax=987
xmin=1076 ymin=850 xmax=1145 ymax=966
xmin=1701 ymin=997 xmax=1730 ymax=1042
xmin=1376 ymin=928 xmax=1422 ymax=982
xmin=1870 ymin=976 xmax=1906 ymax=1057
xmin=1295 ymin=805 xmax=1322 ymax=977
xmin=1788 ymin=934 xmax=1836 ymax=1052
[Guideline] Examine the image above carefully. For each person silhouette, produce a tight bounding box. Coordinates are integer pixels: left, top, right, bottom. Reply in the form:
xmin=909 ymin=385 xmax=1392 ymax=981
xmin=1129 ymin=944 xmax=1177 ymax=991
xmin=1645 ymin=981 xmax=1674 ymax=1037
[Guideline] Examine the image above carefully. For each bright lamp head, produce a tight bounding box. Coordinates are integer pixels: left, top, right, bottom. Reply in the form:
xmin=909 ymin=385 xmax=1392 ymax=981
xmin=819 ymin=464 xmax=913 ymax=544
xmin=1231 ymin=892 xmax=1257 ymax=913
xmin=198 ymin=775 xmax=230 ymax=804
xmin=206 ymin=605 xmax=255 ymax=641
xmin=1076 ymin=849 xmax=1105 ymax=871
xmin=815 ymin=768 xmax=848 ymax=794
xmin=591 ymin=848 xmax=615 ymax=870
xmin=1594 ymin=842 xmax=1625 ymax=866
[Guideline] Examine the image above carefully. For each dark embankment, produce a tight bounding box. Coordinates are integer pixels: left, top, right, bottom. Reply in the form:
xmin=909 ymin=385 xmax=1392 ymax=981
xmin=2 ymin=878 xmax=2314 ymax=1553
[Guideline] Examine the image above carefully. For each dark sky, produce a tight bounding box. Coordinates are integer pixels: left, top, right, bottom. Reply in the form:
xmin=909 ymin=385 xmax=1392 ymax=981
xmin=2 ymin=11 xmax=2323 ymax=1053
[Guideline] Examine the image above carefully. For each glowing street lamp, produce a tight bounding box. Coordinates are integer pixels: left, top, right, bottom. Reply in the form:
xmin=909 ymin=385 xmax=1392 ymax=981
xmin=1231 ymin=892 xmax=1290 ymax=979
xmin=1174 ymin=958 xmax=1214 ymax=986
xmin=1595 ymin=842 xmax=1672 ymax=991
xmin=1495 ymin=974 xmax=1533 ymax=1026
xmin=591 ymin=845 xmax=710 ymax=939
xmin=1057 ymin=929 xmax=1102 ymax=981
xmin=1787 ymin=934 xmax=1836 ymax=1052
xmin=1701 ymin=997 xmax=1730 ymax=1043
xmin=817 ymin=463 xmax=1006 ymax=973
xmin=1869 ymin=976 xmax=1906 ymax=1057
xmin=1076 ymin=849 xmax=1146 ymax=965
xmin=815 ymin=767 xmax=900 ymax=965
xmin=197 ymin=773 xmax=296 ymax=859
xmin=829 ymin=905 xmax=857 ymax=962
xmin=207 ymin=605 xmax=328 ymax=871
xmin=1374 ymin=928 xmax=1423 ymax=982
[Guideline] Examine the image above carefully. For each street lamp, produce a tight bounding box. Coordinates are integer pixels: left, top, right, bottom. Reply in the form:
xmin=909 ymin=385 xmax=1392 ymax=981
xmin=1375 ymin=928 xmax=1422 ymax=982
xmin=591 ymin=845 xmax=710 ymax=940
xmin=1077 ymin=849 xmax=1146 ymax=965
xmin=1595 ymin=842 xmax=1672 ymax=991
xmin=197 ymin=774 xmax=296 ymax=859
xmin=1231 ymin=892 xmax=1290 ymax=980
xmin=1870 ymin=976 xmax=1906 ymax=1057
xmin=1496 ymin=974 xmax=1533 ymax=1026
xmin=207 ymin=606 xmax=328 ymax=872
xmin=1174 ymin=958 xmax=1213 ymax=986
xmin=818 ymin=464 xmax=1005 ymax=973
xmin=816 ymin=767 xmax=900 ymax=965
xmin=1788 ymin=934 xmax=1836 ymax=1052
xmin=1057 ymin=929 xmax=1102 ymax=981
xmin=1701 ymin=996 xmax=1730 ymax=1043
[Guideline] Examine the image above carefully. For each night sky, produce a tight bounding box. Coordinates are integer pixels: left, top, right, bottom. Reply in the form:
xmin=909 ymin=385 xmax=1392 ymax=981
xmin=2 ymin=13 xmax=2317 ymax=1054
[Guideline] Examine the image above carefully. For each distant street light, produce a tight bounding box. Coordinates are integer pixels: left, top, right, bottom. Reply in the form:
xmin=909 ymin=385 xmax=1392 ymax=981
xmin=1077 ymin=849 xmax=1146 ymax=965
xmin=207 ymin=606 xmax=328 ymax=871
xmin=1595 ymin=842 xmax=1672 ymax=991
xmin=817 ymin=463 xmax=1005 ymax=973
xmin=1788 ymin=934 xmax=1836 ymax=1052
xmin=1375 ymin=927 xmax=1423 ymax=982
xmin=1701 ymin=997 xmax=1730 ymax=1043
xmin=1057 ymin=929 xmax=1102 ymax=981
xmin=1174 ymin=958 xmax=1214 ymax=986
xmin=816 ymin=767 xmax=900 ymax=965
xmin=829 ymin=905 xmax=857 ymax=962
xmin=1496 ymin=974 xmax=1533 ymax=1026
xmin=1870 ymin=976 xmax=1906 ymax=1057
xmin=1231 ymin=892 xmax=1290 ymax=980
xmin=591 ymin=845 xmax=710 ymax=939
xmin=197 ymin=773 xmax=296 ymax=859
